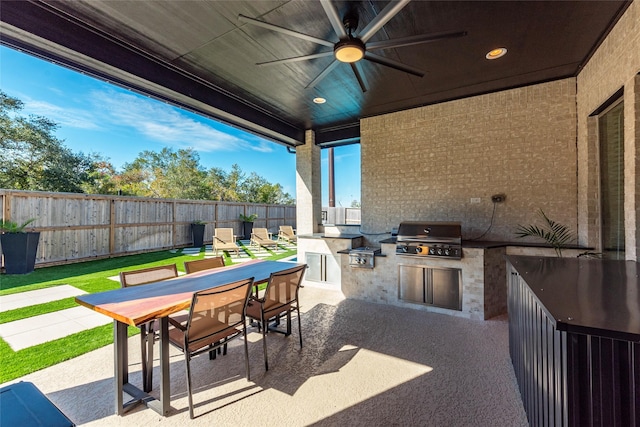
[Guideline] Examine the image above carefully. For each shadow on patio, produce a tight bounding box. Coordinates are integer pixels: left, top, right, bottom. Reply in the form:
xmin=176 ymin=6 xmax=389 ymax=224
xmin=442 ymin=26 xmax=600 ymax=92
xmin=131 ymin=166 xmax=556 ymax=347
xmin=15 ymin=286 xmax=528 ymax=426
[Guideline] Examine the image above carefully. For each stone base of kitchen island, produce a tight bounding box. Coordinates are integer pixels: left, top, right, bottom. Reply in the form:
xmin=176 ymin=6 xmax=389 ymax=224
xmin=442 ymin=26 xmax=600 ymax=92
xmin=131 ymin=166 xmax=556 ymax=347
xmin=340 ymin=243 xmax=507 ymax=320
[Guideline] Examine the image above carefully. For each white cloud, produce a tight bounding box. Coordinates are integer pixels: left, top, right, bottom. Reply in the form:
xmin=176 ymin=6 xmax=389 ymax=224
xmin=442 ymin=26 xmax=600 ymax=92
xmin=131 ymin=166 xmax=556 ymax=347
xmin=22 ymin=97 xmax=101 ymax=130
xmin=89 ymin=89 xmax=273 ymax=153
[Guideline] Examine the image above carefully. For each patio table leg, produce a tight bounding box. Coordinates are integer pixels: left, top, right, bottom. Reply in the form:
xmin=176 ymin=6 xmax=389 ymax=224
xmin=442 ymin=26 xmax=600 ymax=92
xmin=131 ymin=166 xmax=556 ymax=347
xmin=114 ymin=320 xmax=128 ymax=415
xmin=113 ymin=318 xmax=170 ymax=416
xmin=158 ymin=317 xmax=170 ymax=416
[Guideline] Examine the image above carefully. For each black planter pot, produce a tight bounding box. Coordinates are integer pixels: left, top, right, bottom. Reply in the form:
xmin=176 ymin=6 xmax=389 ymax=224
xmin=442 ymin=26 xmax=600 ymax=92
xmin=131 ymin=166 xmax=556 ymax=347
xmin=1 ymin=232 xmax=40 ymax=274
xmin=242 ymin=222 xmax=254 ymax=240
xmin=191 ymin=223 xmax=205 ymax=247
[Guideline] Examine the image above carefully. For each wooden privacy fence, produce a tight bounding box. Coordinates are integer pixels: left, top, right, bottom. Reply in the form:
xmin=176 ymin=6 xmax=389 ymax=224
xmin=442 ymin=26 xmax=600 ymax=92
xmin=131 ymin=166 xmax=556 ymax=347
xmin=0 ymin=190 xmax=296 ymax=268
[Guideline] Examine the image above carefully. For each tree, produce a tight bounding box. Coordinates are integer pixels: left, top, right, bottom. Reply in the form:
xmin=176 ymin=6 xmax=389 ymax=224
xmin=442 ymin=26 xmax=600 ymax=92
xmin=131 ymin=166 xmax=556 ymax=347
xmin=0 ymin=91 xmax=97 ymax=192
xmin=242 ymin=172 xmax=294 ymax=204
xmin=81 ymin=158 xmax=119 ymax=195
xmin=119 ymin=148 xmax=209 ymax=199
xmin=205 ymin=165 xmax=241 ymax=201
xmin=0 ymin=91 xmax=294 ymax=203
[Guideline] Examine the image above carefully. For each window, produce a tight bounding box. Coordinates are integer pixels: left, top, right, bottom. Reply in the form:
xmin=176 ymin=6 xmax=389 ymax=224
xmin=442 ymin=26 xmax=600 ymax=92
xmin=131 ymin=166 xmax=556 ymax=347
xmin=598 ymin=99 xmax=624 ymax=259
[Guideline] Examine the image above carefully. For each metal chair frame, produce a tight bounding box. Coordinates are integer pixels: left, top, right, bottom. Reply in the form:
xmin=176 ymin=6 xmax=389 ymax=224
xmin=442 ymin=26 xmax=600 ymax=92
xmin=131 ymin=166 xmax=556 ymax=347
xmin=246 ymin=264 xmax=305 ymax=371
xmin=167 ymin=277 xmax=254 ymax=419
xmin=119 ymin=264 xmax=178 ymax=392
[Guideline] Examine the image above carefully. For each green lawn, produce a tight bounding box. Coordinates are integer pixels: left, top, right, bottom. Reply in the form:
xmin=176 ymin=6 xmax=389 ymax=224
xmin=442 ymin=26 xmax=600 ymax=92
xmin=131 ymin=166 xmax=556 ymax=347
xmin=0 ymin=243 xmax=296 ymax=383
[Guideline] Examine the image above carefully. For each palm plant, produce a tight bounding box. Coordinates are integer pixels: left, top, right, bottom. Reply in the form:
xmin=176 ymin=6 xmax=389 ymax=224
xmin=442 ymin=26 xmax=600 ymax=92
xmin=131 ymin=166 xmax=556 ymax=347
xmin=0 ymin=218 xmax=36 ymax=233
xmin=515 ymin=209 xmax=575 ymax=257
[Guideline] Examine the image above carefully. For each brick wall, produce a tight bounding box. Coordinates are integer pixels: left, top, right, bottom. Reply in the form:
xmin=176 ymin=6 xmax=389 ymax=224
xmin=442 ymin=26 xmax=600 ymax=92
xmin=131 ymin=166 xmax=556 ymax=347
xmin=296 ymin=130 xmax=322 ymax=235
xmin=576 ymin=1 xmax=640 ymax=260
xmin=361 ymin=78 xmax=578 ymax=243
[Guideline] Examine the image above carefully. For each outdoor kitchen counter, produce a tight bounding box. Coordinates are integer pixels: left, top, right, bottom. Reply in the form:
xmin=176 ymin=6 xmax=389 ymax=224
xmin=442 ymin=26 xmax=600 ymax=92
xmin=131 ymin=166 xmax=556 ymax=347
xmin=506 ymin=255 xmax=639 ymax=425
xmin=506 ymin=255 xmax=640 ymax=341
xmin=380 ymin=237 xmax=588 ymax=250
xmin=298 ymin=233 xmax=363 ymax=239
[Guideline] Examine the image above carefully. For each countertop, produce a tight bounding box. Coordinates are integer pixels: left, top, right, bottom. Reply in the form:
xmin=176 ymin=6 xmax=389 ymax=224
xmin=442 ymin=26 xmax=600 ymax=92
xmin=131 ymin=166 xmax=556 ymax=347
xmin=380 ymin=237 xmax=589 ymax=250
xmin=298 ymin=233 xmax=363 ymax=240
xmin=507 ymin=255 xmax=640 ymax=341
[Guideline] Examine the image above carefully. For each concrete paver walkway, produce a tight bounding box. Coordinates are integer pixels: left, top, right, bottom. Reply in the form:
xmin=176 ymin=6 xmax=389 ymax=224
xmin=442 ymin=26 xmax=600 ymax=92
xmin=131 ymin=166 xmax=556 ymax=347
xmin=0 ymin=285 xmax=86 ymax=313
xmin=0 ymin=307 xmax=112 ymax=351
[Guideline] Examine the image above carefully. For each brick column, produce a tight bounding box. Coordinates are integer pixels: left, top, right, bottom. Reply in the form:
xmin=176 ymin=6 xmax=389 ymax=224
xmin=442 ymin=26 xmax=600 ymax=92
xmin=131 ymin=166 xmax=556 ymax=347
xmin=296 ymin=130 xmax=322 ymax=234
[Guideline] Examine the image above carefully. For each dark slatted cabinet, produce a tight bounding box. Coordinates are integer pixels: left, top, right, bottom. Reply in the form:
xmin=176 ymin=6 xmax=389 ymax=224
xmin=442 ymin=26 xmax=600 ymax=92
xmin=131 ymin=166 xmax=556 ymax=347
xmin=506 ymin=255 xmax=639 ymax=427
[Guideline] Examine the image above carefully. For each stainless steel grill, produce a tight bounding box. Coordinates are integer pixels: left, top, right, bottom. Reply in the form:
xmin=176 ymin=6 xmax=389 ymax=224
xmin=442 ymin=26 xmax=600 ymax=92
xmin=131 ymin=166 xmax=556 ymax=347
xmin=396 ymin=221 xmax=462 ymax=259
xmin=348 ymin=246 xmax=381 ymax=268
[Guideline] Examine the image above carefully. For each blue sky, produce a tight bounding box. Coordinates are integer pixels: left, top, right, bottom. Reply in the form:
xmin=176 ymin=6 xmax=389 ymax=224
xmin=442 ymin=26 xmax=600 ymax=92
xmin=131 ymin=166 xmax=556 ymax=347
xmin=0 ymin=46 xmax=361 ymax=206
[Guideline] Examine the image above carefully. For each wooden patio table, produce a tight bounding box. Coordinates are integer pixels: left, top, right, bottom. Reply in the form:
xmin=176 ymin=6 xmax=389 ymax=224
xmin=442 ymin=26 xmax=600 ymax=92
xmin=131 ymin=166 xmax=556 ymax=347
xmin=75 ymin=259 xmax=304 ymax=417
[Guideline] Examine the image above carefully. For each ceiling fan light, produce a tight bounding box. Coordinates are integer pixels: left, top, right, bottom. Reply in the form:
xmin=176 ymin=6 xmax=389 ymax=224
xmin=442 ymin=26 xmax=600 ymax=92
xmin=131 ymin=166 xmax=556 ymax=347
xmin=334 ymin=39 xmax=365 ymax=63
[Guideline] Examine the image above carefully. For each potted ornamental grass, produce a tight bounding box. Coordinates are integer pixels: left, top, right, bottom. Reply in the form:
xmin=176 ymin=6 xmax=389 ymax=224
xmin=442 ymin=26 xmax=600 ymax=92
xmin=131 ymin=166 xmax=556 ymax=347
xmin=0 ymin=218 xmax=40 ymax=274
xmin=239 ymin=213 xmax=258 ymax=240
xmin=190 ymin=220 xmax=206 ymax=248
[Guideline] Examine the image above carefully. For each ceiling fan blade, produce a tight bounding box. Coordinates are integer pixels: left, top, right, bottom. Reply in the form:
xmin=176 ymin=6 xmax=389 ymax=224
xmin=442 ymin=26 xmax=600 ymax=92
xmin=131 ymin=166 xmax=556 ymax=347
xmin=319 ymin=0 xmax=348 ymax=39
xmin=238 ymin=14 xmax=334 ymax=47
xmin=350 ymin=62 xmax=368 ymax=93
xmin=359 ymin=0 xmax=411 ymax=43
xmin=367 ymin=31 xmax=468 ymax=50
xmin=257 ymin=51 xmax=334 ymax=66
xmin=364 ymin=52 xmax=425 ymax=77
xmin=305 ymin=59 xmax=340 ymax=89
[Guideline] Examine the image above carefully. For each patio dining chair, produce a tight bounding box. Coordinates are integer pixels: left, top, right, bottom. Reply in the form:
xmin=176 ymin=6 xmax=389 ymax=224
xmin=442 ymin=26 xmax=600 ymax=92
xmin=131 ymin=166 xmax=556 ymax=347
xmin=119 ymin=264 xmax=179 ymax=392
xmin=249 ymin=227 xmax=279 ymax=252
xmin=246 ymin=264 xmax=306 ymax=371
xmin=184 ymin=256 xmax=225 ymax=274
xmin=167 ymin=277 xmax=254 ymax=419
xmin=213 ymin=228 xmax=239 ymax=256
xmin=277 ymin=225 xmax=297 ymax=244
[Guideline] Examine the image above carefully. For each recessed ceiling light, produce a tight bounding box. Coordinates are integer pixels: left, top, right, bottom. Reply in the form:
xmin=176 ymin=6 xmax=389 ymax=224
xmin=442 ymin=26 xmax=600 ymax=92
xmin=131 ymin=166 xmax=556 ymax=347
xmin=486 ymin=47 xmax=507 ymax=60
xmin=313 ymin=97 xmax=326 ymax=104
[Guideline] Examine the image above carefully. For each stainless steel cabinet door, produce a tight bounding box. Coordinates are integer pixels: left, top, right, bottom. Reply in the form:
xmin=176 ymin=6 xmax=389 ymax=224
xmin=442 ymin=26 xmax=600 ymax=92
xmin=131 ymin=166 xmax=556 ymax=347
xmin=398 ymin=265 xmax=425 ymax=303
xmin=305 ymin=252 xmax=323 ymax=282
xmin=430 ymin=267 xmax=462 ymax=310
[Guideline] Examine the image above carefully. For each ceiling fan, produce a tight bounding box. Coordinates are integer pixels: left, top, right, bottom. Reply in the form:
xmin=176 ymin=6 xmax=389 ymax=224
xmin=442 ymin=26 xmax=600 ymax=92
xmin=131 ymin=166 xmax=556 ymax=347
xmin=238 ymin=0 xmax=466 ymax=93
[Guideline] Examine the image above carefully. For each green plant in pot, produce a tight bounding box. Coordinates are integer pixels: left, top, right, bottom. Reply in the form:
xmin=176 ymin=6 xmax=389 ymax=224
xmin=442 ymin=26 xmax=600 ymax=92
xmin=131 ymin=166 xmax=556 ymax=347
xmin=0 ymin=218 xmax=40 ymax=274
xmin=515 ymin=209 xmax=574 ymax=257
xmin=239 ymin=213 xmax=258 ymax=240
xmin=190 ymin=220 xmax=206 ymax=248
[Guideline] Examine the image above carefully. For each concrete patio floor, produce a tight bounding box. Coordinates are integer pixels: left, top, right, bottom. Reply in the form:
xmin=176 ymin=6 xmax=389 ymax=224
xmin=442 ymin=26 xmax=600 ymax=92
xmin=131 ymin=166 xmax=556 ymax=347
xmin=3 ymin=285 xmax=528 ymax=426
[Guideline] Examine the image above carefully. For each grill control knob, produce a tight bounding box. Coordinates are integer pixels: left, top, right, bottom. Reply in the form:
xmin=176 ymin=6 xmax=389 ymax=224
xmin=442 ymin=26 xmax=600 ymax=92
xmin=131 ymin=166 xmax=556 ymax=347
xmin=429 ymin=247 xmax=436 ymax=255
xmin=444 ymin=248 xmax=451 ymax=256
xmin=437 ymin=248 xmax=443 ymax=255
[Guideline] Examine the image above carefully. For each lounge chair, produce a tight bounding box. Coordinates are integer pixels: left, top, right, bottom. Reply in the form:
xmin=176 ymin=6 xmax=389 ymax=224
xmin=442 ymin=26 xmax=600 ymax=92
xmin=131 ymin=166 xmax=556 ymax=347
xmin=250 ymin=228 xmax=278 ymax=252
xmin=277 ymin=225 xmax=297 ymax=244
xmin=213 ymin=228 xmax=239 ymax=256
